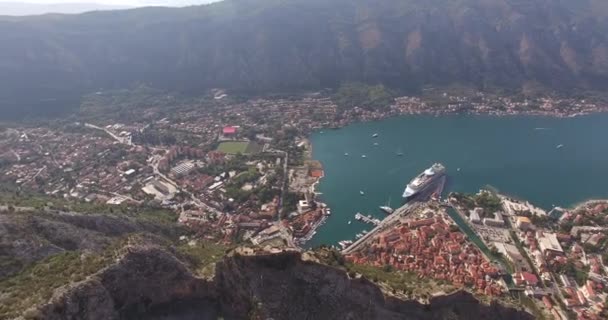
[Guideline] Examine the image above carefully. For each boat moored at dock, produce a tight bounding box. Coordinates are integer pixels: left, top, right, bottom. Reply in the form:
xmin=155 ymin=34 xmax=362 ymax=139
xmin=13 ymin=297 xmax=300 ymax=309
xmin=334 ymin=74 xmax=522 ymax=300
xmin=403 ymin=163 xmax=446 ymax=199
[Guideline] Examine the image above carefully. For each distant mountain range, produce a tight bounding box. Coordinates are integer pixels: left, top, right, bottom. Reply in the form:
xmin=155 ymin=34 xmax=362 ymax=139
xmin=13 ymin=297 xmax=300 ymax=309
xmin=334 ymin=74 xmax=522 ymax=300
xmin=0 ymin=2 xmax=133 ymax=15
xmin=1 ymin=0 xmax=608 ymax=119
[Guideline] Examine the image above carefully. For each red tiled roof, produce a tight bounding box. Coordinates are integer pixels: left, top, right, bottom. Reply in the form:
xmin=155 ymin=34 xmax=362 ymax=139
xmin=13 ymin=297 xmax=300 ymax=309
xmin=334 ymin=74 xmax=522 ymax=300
xmin=310 ymin=169 xmax=324 ymax=178
xmin=223 ymin=126 xmax=237 ymax=134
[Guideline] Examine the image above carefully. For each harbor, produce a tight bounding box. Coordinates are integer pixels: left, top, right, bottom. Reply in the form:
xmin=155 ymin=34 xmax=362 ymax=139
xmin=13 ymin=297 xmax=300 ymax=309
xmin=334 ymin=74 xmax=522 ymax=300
xmin=307 ymin=114 xmax=608 ymax=247
xmin=342 ymin=165 xmax=447 ymax=254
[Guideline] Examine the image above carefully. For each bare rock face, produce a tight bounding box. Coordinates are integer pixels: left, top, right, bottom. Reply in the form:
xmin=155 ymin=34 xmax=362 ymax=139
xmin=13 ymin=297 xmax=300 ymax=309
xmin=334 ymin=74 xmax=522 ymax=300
xmin=39 ymin=280 xmax=118 ymax=320
xmin=32 ymin=247 xmax=533 ymax=320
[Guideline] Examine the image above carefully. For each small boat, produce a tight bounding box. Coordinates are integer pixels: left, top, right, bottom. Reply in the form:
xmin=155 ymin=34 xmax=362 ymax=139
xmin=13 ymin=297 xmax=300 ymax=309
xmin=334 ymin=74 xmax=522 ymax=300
xmin=348 ymin=220 xmax=352 ymax=225
xmin=556 ymin=144 xmax=564 ymax=149
xmin=372 ymin=133 xmax=379 ymax=138
xmin=338 ymin=240 xmax=353 ymax=249
xmin=360 ymin=190 xmax=365 ymax=196
xmin=457 ymin=168 xmax=461 ymax=172
xmin=396 ymin=152 xmax=404 ymax=156
xmin=361 ymin=155 xmax=367 ymax=158
xmin=373 ymin=142 xmax=379 ymax=146
xmin=379 ymin=197 xmax=394 ymax=214
xmin=362 ymin=230 xmax=368 ymax=234
xmin=344 ymin=153 xmax=349 ymax=156
xmin=380 ymin=206 xmax=394 ymax=214
xmin=356 ymin=233 xmax=364 ymax=239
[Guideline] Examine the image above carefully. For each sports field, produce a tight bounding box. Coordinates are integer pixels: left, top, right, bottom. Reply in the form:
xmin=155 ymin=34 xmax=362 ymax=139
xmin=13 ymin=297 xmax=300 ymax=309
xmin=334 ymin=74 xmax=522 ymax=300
xmin=216 ymin=141 xmax=250 ymax=154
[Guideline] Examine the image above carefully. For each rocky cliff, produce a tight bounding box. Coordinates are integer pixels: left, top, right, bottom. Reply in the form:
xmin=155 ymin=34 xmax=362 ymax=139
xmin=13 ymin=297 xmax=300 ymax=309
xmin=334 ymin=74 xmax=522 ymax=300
xmin=29 ymin=246 xmax=534 ymax=320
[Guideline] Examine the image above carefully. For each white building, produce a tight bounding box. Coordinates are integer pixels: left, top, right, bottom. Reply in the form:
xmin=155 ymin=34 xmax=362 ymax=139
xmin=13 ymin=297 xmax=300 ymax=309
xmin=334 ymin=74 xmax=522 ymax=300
xmin=537 ymin=232 xmax=564 ymax=255
xmin=297 ymin=200 xmax=311 ymax=213
xmin=483 ymin=212 xmax=505 ymax=227
xmin=469 ymin=210 xmax=482 ymax=224
xmin=171 ymin=161 xmax=195 ymax=177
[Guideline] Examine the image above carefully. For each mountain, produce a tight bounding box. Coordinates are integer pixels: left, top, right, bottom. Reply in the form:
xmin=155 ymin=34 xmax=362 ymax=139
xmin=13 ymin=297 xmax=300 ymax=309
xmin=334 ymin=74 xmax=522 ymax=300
xmin=0 ymin=208 xmax=533 ymax=319
xmin=1 ymin=0 xmax=608 ymax=119
xmin=0 ymin=2 xmax=133 ymax=16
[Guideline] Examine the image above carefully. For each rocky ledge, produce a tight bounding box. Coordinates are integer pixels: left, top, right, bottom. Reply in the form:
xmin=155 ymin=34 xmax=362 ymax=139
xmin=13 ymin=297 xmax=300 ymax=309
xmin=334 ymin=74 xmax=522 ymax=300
xmin=29 ymin=246 xmax=533 ymax=320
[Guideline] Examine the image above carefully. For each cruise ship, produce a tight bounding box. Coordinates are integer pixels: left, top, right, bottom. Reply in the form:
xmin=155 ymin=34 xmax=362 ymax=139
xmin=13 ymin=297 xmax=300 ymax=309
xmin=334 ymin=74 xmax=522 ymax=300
xmin=402 ymin=163 xmax=446 ymax=199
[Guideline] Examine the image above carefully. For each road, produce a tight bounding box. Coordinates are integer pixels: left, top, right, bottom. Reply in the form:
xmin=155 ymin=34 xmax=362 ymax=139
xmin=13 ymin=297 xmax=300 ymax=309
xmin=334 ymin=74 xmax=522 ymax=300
xmin=84 ymin=123 xmax=133 ymax=146
xmin=149 ymin=154 xmax=222 ymax=216
xmin=264 ymin=148 xmax=288 ymax=221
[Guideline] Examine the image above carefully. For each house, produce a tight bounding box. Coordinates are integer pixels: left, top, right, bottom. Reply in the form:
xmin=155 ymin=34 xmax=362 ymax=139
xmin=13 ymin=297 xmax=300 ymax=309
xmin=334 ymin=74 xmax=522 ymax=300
xmin=516 ymin=216 xmax=533 ymax=230
xmin=513 ymin=272 xmax=539 ymax=287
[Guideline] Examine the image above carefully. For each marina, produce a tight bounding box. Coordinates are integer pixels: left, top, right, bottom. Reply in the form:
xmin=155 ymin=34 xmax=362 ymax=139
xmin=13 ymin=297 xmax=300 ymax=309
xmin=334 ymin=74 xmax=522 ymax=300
xmin=354 ymin=212 xmax=380 ymax=226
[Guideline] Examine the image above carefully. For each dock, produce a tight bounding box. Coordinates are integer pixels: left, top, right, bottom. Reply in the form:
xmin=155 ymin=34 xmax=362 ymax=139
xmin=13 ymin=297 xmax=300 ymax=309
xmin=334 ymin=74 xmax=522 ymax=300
xmin=342 ymin=175 xmax=445 ymax=255
xmin=343 ymin=202 xmax=421 ymax=255
xmin=354 ymin=213 xmax=380 ymax=226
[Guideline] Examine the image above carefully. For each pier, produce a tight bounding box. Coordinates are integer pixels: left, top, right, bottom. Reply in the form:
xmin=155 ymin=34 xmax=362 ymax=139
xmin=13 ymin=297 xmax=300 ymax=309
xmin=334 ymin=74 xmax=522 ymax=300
xmin=342 ymin=202 xmax=421 ymax=254
xmin=342 ymin=176 xmax=445 ymax=255
xmin=354 ymin=213 xmax=380 ymax=226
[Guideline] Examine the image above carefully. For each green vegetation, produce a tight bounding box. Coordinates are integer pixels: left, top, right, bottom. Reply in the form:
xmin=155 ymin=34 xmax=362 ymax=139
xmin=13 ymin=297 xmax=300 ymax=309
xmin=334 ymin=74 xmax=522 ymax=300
xmin=0 ymin=192 xmax=178 ymax=225
xmin=516 ymin=292 xmax=547 ymax=320
xmin=0 ymin=239 xmax=126 ymax=319
xmin=555 ymin=260 xmax=589 ymax=286
xmin=217 ymin=141 xmax=250 ymax=154
xmin=451 ymin=191 xmax=502 ymax=215
xmin=473 ymin=191 xmax=503 ymax=214
xmin=333 ymin=82 xmax=394 ymax=111
xmin=176 ymin=241 xmax=229 ymax=279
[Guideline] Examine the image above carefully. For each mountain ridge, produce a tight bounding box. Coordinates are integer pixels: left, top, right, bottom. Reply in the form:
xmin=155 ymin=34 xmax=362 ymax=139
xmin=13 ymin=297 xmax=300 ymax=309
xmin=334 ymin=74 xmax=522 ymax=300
xmin=1 ymin=0 xmax=608 ymax=119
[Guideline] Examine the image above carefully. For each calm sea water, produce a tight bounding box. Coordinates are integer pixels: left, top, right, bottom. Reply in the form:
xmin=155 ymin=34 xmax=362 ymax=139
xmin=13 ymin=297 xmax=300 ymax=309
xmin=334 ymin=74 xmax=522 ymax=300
xmin=307 ymin=114 xmax=608 ymax=247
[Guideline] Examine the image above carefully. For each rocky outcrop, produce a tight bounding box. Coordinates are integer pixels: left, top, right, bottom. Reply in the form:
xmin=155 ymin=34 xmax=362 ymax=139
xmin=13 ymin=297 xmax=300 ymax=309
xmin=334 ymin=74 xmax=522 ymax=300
xmin=0 ymin=211 xmax=180 ymax=279
xmin=31 ymin=247 xmax=533 ymax=320
xmin=36 ymin=245 xmax=217 ymax=320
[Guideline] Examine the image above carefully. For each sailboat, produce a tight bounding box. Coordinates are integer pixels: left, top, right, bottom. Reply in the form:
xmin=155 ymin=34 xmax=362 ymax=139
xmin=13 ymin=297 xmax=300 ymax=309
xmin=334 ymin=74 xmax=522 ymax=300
xmin=379 ymin=197 xmax=394 ymax=214
xmin=360 ymin=190 xmax=365 ymax=196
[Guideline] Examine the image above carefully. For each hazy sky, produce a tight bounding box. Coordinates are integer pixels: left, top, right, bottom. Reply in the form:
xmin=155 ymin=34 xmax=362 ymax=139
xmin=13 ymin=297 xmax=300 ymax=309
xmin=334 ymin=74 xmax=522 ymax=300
xmin=0 ymin=0 xmax=218 ymax=6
